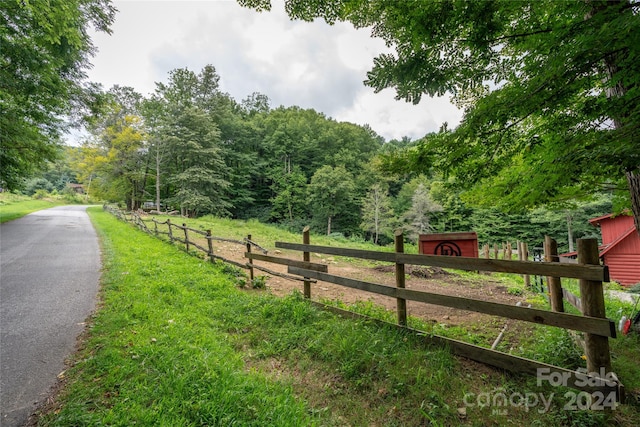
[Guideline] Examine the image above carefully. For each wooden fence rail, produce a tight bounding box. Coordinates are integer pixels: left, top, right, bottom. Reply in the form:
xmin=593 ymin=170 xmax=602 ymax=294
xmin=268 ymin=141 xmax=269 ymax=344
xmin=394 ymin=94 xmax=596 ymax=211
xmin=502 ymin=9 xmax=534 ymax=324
xmin=275 ymin=242 xmax=609 ymax=281
xmin=272 ymin=229 xmax=622 ymax=402
xmin=103 ymin=206 xmax=622 ymax=403
xmin=104 ymin=206 xmax=306 ymax=284
xmin=287 ymin=267 xmax=615 ymax=337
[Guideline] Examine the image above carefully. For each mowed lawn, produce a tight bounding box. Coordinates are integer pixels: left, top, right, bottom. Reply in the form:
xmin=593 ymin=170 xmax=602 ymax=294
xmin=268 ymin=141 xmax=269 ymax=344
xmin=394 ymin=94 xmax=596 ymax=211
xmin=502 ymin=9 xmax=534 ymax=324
xmin=34 ymin=208 xmax=637 ymax=426
xmin=0 ymin=194 xmax=70 ymax=223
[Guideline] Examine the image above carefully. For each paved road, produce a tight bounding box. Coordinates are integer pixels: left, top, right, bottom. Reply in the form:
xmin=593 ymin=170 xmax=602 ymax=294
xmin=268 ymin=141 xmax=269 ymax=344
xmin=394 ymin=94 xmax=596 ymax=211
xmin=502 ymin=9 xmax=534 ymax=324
xmin=1 ymin=206 xmax=101 ymax=426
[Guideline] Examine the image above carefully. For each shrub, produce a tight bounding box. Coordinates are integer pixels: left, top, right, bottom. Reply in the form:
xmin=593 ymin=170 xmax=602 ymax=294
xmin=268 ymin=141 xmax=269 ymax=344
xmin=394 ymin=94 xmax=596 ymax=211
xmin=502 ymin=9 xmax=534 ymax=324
xmin=33 ymin=189 xmax=50 ymax=199
xmin=24 ymin=178 xmax=54 ymax=196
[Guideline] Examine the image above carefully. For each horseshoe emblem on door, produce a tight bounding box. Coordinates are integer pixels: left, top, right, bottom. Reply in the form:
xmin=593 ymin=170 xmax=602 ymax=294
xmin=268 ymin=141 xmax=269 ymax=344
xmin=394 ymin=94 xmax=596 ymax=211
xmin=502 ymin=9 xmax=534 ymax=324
xmin=433 ymin=241 xmax=462 ymax=256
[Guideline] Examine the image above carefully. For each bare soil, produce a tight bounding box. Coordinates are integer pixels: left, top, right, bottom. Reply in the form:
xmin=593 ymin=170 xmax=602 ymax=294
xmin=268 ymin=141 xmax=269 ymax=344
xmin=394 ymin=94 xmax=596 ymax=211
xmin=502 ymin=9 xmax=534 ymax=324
xmin=215 ymin=243 xmax=532 ymax=338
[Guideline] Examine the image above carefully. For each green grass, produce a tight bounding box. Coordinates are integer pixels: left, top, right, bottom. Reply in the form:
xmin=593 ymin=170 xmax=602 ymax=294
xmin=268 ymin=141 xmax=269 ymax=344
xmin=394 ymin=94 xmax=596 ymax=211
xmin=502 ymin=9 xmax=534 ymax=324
xmin=0 ymin=193 xmax=70 ymax=223
xmin=36 ymin=208 xmax=640 ymax=426
xmin=555 ymin=279 xmax=640 ymax=405
xmin=140 ymin=213 xmax=416 ymax=269
xmin=131 ymin=209 xmax=640 ymax=391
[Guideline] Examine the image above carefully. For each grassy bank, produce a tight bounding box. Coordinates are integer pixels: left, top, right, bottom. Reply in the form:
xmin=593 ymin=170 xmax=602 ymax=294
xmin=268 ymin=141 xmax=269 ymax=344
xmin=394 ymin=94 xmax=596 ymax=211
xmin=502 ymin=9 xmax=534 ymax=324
xmin=35 ymin=208 xmax=638 ymax=426
xmin=0 ymin=194 xmax=64 ymax=223
xmin=0 ymin=193 xmax=88 ymax=223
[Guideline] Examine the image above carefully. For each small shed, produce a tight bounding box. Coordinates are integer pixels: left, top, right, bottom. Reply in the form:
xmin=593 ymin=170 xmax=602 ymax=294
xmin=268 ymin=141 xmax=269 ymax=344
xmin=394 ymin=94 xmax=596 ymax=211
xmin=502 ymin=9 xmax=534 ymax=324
xmin=589 ymin=213 xmax=640 ymax=286
xmin=418 ymin=232 xmax=479 ymax=258
xmin=66 ymin=183 xmax=85 ymax=194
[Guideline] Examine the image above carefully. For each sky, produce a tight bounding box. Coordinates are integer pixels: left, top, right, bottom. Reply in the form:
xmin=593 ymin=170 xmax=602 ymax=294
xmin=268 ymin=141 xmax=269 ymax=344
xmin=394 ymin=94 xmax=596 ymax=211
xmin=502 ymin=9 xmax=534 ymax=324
xmin=84 ymin=0 xmax=463 ymax=142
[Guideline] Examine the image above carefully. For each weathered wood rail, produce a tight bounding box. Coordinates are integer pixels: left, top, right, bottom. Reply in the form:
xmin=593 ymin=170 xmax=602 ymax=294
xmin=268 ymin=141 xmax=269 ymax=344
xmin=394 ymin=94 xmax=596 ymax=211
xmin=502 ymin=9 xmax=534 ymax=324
xmin=265 ymin=229 xmax=623 ymax=402
xmin=103 ymin=206 xmax=623 ymax=403
xmin=103 ymin=205 xmax=310 ymax=283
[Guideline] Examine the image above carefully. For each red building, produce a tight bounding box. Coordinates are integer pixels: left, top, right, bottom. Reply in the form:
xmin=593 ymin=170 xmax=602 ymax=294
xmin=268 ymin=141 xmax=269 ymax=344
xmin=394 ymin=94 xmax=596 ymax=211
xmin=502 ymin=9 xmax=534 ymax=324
xmin=418 ymin=232 xmax=479 ymax=258
xmin=589 ymin=213 xmax=640 ymax=286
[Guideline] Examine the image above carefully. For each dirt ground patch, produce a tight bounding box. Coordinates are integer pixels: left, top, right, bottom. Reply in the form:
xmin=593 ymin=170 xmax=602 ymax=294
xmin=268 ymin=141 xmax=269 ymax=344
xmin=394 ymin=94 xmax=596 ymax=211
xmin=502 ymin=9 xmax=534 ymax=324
xmin=214 ymin=243 xmax=532 ymax=336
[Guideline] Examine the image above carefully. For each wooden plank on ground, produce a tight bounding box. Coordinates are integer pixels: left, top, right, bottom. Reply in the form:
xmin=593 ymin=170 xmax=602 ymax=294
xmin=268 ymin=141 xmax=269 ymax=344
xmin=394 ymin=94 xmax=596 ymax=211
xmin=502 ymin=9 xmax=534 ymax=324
xmin=311 ymin=301 xmax=622 ymax=399
xmin=244 ymin=252 xmax=328 ymax=272
xmin=563 ymin=288 xmax=583 ymax=311
xmin=289 ymin=267 xmax=615 ymax=338
xmin=276 ymin=242 xmax=608 ymax=281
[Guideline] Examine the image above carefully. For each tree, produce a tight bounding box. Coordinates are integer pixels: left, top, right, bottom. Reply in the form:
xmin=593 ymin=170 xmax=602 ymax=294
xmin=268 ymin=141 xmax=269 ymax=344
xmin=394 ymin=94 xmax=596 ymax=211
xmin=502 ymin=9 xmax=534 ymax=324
xmin=74 ymin=86 xmax=148 ymax=208
xmin=77 ymin=114 xmax=146 ymax=208
xmin=529 ymin=195 xmax=612 ymax=253
xmin=360 ymin=183 xmax=395 ymax=244
xmin=239 ymin=0 xmax=640 ymax=234
xmin=308 ymin=165 xmax=355 ymax=235
xmin=148 ymin=66 xmax=233 ymax=216
xmin=140 ymin=97 xmax=166 ymax=212
xmin=162 ymin=107 xmax=230 ymax=217
xmin=103 ymin=115 xmax=147 ymax=209
xmin=270 ymin=167 xmax=308 ymax=222
xmin=402 ymin=184 xmax=443 ymax=242
xmin=393 ymin=175 xmax=432 ymax=218
xmin=0 ymin=0 xmax=115 ymax=189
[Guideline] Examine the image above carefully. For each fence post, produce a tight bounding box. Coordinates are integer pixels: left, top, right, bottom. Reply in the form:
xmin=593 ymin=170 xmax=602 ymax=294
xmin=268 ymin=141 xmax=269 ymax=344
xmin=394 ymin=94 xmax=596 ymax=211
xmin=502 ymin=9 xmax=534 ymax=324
xmin=577 ymin=238 xmax=612 ymax=376
xmin=395 ymin=228 xmax=407 ymax=327
xmin=521 ymin=242 xmax=531 ymax=288
xmin=167 ymin=219 xmax=173 ymax=243
xmin=544 ymin=236 xmax=564 ymax=312
xmin=153 ymin=219 xmax=158 ymax=236
xmin=246 ymin=234 xmax=254 ymax=283
xmin=303 ymin=226 xmax=311 ymax=299
xmin=183 ymin=223 xmax=190 ymax=253
xmin=483 ymin=244 xmax=490 ymax=259
xmin=207 ymin=230 xmax=214 ymax=263
xmin=493 ymin=244 xmax=498 ymax=260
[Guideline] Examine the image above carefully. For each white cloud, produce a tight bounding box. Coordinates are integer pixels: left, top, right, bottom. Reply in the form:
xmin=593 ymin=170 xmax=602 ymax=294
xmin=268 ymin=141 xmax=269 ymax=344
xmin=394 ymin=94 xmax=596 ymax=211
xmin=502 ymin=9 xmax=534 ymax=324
xmin=86 ymin=0 xmax=463 ymax=141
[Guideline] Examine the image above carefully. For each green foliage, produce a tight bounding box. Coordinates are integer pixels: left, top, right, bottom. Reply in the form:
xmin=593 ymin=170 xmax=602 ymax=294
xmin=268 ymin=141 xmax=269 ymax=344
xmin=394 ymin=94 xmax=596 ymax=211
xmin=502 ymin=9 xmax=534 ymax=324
xmin=523 ymin=327 xmax=585 ymax=371
xmin=269 ymin=167 xmax=308 ymax=222
xmin=32 ymin=189 xmax=50 ymax=200
xmin=148 ymin=66 xmax=232 ymax=216
xmin=163 ymin=108 xmax=230 ymax=217
xmin=23 ymin=178 xmax=54 ymax=196
xmin=25 ymin=150 xmax=80 ymax=194
xmin=0 ymin=0 xmax=115 ymax=190
xmin=402 ymin=183 xmax=443 ymax=242
xmin=77 ymin=65 xmax=383 ymax=225
xmin=251 ymin=275 xmax=268 ymax=289
xmin=507 ymin=287 xmax=523 ymax=296
xmin=392 ymin=175 xmax=430 ymax=216
xmin=308 ymin=165 xmax=356 ymax=235
xmin=528 ymin=196 xmax=612 ymax=252
xmin=360 ymin=183 xmax=396 ymax=244
xmin=265 ymin=0 xmax=640 ymax=231
xmin=218 ymin=261 xmax=248 ymax=288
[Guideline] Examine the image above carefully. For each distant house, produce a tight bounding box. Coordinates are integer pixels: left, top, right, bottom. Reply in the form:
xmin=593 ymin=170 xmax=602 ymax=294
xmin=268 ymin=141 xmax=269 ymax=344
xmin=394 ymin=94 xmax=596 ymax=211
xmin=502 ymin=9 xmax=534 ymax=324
xmin=589 ymin=213 xmax=640 ymax=286
xmin=66 ymin=183 xmax=85 ymax=194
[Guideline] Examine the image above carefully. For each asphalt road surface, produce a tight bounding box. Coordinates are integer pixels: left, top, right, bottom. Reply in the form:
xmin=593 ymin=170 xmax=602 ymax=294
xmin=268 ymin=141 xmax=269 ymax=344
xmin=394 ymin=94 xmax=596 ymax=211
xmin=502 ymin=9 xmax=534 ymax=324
xmin=1 ymin=206 xmax=101 ymax=426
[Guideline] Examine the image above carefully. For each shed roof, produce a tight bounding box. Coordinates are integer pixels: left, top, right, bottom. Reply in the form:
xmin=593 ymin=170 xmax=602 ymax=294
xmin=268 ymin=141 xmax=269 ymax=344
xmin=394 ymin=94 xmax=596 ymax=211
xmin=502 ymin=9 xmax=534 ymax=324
xmin=598 ymin=226 xmax=636 ymax=257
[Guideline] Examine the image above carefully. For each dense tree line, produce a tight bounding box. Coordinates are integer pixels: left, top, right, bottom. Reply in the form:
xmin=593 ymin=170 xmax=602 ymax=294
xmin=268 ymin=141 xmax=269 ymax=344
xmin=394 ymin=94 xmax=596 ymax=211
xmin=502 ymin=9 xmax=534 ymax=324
xmin=4 ymin=0 xmax=625 ymax=254
xmin=1 ymin=0 xmax=115 ymax=190
xmin=71 ymin=65 xmax=383 ymax=230
xmin=31 ymin=64 xmax=604 ymax=253
xmin=240 ymin=0 xmax=640 ymax=235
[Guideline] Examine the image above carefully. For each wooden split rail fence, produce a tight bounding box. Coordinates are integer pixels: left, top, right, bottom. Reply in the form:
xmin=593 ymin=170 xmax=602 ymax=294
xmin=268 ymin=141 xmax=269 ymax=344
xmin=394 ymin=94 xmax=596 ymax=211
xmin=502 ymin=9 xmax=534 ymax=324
xmin=104 ymin=206 xmax=623 ymax=403
xmin=251 ymin=228 xmax=623 ymax=402
xmin=104 ymin=205 xmax=307 ymax=284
